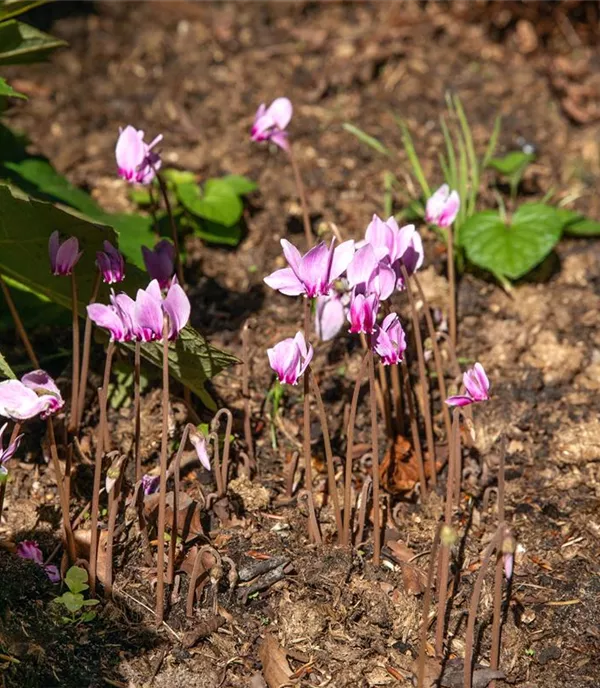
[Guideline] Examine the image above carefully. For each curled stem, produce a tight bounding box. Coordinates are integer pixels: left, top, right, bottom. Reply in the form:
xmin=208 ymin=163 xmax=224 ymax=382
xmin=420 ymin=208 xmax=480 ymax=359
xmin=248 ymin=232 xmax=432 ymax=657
xmin=211 ymin=408 xmax=233 ymax=496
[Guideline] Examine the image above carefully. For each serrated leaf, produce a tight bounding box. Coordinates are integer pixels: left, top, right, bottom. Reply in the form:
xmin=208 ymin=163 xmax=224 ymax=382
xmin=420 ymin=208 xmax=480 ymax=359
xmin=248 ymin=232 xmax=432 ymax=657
xmin=487 ymin=151 xmax=535 ymax=176
xmin=219 ymin=174 xmax=257 ymax=195
xmin=460 ymin=203 xmax=563 ymax=280
xmin=0 ymin=77 xmax=25 ymax=98
xmin=65 ymin=565 xmax=89 ymax=594
xmin=0 ymin=20 xmax=66 ymax=65
xmin=343 ymin=123 xmax=389 ymax=156
xmin=0 ymin=351 xmax=15 ymax=379
xmin=178 ymin=180 xmax=243 ymax=226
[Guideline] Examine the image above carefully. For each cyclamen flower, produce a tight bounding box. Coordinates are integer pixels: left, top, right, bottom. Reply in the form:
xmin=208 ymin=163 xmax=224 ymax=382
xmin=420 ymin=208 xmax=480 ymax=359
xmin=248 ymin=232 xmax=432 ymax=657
xmin=315 ymin=290 xmax=349 ymax=342
xmin=445 ymin=362 xmax=490 ymax=407
xmin=251 ymin=97 xmax=292 ymax=151
xmin=189 ymin=427 xmax=211 ymax=472
xmin=48 ymin=231 xmax=82 ymax=276
xmin=16 ymin=540 xmax=60 ymax=582
xmin=372 ymin=313 xmax=407 ymax=366
xmin=348 ymin=292 xmax=379 ymax=334
xmin=0 ymin=371 xmax=64 ymax=421
xmin=141 ymin=474 xmax=160 ymax=496
xmin=134 ymin=279 xmax=190 ymax=342
xmin=87 ymin=291 xmax=135 ymax=343
xmin=425 ymin=184 xmax=460 ymax=228
xmin=267 ymin=332 xmax=313 ymax=386
xmin=96 ymin=241 xmax=125 ymax=284
xmin=0 ymin=422 xmax=23 ymax=479
xmin=142 ymin=239 xmax=176 ymax=290
xmin=264 ymin=238 xmax=355 ymax=299
xmin=116 ymin=125 xmax=163 ymax=185
xmin=346 ymin=244 xmax=395 ymax=300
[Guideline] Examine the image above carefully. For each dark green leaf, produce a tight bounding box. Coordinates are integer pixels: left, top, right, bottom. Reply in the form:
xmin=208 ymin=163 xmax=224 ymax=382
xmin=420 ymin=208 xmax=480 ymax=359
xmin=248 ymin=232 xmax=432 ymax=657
xmin=342 ymin=123 xmax=389 ymax=156
xmin=82 ymin=598 xmax=100 ymax=606
xmin=460 ymin=203 xmax=563 ymax=280
xmin=81 ymin=610 xmax=97 ymax=622
xmin=487 ymin=151 xmax=535 ymax=176
xmin=554 ymin=208 xmax=583 ymax=227
xmin=0 ymin=350 xmax=15 ymax=379
xmin=0 ymin=20 xmax=66 ymax=65
xmin=219 ymin=174 xmax=257 ymax=196
xmin=0 ymin=1 xmax=46 ymax=22
xmin=191 ymin=217 xmax=242 ymax=247
xmin=0 ymin=77 xmax=25 ymax=98
xmin=178 ymin=180 xmax=242 ymax=226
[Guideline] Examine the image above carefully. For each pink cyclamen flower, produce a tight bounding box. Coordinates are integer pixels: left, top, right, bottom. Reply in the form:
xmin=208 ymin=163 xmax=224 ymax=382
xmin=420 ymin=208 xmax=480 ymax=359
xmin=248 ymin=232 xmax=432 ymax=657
xmin=142 ymin=239 xmax=176 ymax=290
xmin=267 ymin=332 xmax=313 ymax=386
xmin=251 ymin=97 xmax=293 ymax=151
xmin=372 ymin=313 xmax=407 ymax=366
xmin=315 ymin=290 xmax=349 ymax=342
xmin=0 ymin=422 xmax=23 ymax=479
xmin=16 ymin=540 xmax=60 ymax=582
xmin=141 ymin=474 xmax=160 ymax=496
xmin=346 ymin=244 xmax=396 ymax=300
xmin=134 ymin=278 xmax=190 ymax=342
xmin=425 ymin=184 xmax=460 ymax=228
xmin=96 ymin=241 xmax=125 ymax=284
xmin=87 ymin=290 xmax=137 ymax=343
xmin=503 ymin=552 xmax=513 ymax=581
xmin=264 ymin=238 xmax=355 ymax=299
xmin=116 ymin=125 xmax=163 ymax=185
xmin=445 ymin=362 xmax=490 ymax=407
xmin=348 ymin=292 xmax=379 ymax=335
xmin=0 ymin=371 xmax=64 ymax=421
xmin=189 ymin=427 xmax=211 ymax=471
xmin=48 ymin=231 xmax=82 ymax=276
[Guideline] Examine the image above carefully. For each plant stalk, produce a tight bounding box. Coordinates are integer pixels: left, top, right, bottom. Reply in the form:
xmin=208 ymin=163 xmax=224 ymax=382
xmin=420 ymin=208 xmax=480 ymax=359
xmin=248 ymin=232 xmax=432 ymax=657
xmin=417 ymin=524 xmax=443 ymax=688
xmin=241 ymin=319 xmax=254 ymax=472
xmin=447 ymin=224 xmax=457 ymax=351
xmin=212 ymin=409 xmax=233 ymax=496
xmin=0 ymin=274 xmax=39 ymax=368
xmin=46 ymin=418 xmax=76 ymax=563
xmin=401 ymin=361 xmax=427 ymax=500
xmin=367 ymin=346 xmax=381 ymax=566
xmin=490 ymin=439 xmax=507 ymax=682
xmin=302 ymin=298 xmax=318 ymax=543
xmin=155 ymin=171 xmax=185 ymax=287
xmin=133 ymin=341 xmax=142 ymax=482
xmin=287 ymin=142 xmax=312 ymax=248
xmin=76 ymin=270 xmax=101 ymax=430
xmin=68 ymin=271 xmax=80 ymax=434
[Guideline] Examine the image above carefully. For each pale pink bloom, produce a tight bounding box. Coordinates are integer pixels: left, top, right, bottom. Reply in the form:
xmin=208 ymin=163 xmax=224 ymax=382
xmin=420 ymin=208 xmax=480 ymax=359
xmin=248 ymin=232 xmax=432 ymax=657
xmin=346 ymin=244 xmax=395 ymax=300
xmin=133 ymin=279 xmax=190 ymax=342
xmin=372 ymin=313 xmax=407 ymax=366
xmin=0 ymin=371 xmax=63 ymax=421
xmin=314 ymin=291 xmax=349 ymax=341
xmin=48 ymin=231 xmax=82 ymax=276
xmin=116 ymin=125 xmax=162 ymax=185
xmin=0 ymin=422 xmax=23 ymax=478
xmin=445 ymin=362 xmax=490 ymax=407
xmin=264 ymin=238 xmax=355 ymax=299
xmin=267 ymin=332 xmax=313 ymax=386
xmin=251 ymin=97 xmax=293 ymax=151
xmin=189 ymin=427 xmax=211 ymax=471
xmin=425 ymin=184 xmax=460 ymax=228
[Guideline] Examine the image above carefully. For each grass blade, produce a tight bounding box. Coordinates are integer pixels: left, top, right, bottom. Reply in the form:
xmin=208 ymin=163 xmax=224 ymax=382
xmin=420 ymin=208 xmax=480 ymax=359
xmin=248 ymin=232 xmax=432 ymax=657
xmin=343 ymin=123 xmax=389 ymax=156
xmin=395 ymin=117 xmax=431 ymax=198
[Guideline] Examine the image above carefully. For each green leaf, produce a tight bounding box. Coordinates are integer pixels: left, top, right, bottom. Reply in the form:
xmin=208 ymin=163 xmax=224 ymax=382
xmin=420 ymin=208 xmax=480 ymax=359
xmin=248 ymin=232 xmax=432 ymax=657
xmin=59 ymin=591 xmax=84 ymax=613
xmin=178 ymin=180 xmax=243 ymax=226
xmin=460 ymin=203 xmax=563 ymax=280
xmin=0 ymin=350 xmax=15 ymax=379
xmin=0 ymin=184 xmax=238 ymax=402
xmin=0 ymin=1 xmax=46 ymax=22
xmin=0 ymin=77 xmax=25 ymax=98
xmin=161 ymin=169 xmax=196 ymax=186
xmin=80 ymin=610 xmax=97 ymax=623
xmin=563 ymin=217 xmax=600 ymax=236
xmin=487 ymin=151 xmax=535 ymax=177
xmin=554 ymin=208 xmax=582 ymax=227
xmin=219 ymin=174 xmax=257 ymax=196
xmin=82 ymin=598 xmax=100 ymax=606
xmin=342 ymin=123 xmax=389 ymax=156
xmin=189 ymin=217 xmax=242 ymax=247
xmin=65 ymin=566 xmax=89 ymax=594
xmin=0 ymin=20 xmax=66 ymax=65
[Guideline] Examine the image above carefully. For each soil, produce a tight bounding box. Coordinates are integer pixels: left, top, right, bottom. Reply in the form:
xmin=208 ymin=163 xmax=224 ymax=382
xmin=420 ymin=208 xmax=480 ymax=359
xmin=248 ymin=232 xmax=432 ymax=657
xmin=1 ymin=2 xmax=600 ymax=687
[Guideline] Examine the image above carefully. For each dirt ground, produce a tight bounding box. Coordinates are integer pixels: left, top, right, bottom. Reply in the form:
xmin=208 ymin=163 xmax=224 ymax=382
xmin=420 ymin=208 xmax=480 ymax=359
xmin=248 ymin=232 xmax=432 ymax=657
xmin=1 ymin=2 xmax=600 ymax=687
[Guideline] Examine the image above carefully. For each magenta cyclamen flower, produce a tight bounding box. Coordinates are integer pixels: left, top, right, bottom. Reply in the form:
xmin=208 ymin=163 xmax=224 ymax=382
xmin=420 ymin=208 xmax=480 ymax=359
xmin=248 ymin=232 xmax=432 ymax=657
xmin=267 ymin=332 xmax=313 ymax=386
xmin=87 ymin=291 xmax=136 ymax=343
xmin=134 ymin=279 xmax=191 ymax=342
xmin=251 ymin=97 xmax=293 ymax=151
xmin=346 ymin=244 xmax=395 ymax=300
xmin=362 ymin=215 xmax=424 ymax=285
xmin=264 ymin=238 xmax=355 ymax=299
xmin=142 ymin=239 xmax=176 ymax=290
xmin=0 ymin=422 xmax=23 ymax=479
xmin=425 ymin=184 xmax=460 ymax=228
xmin=372 ymin=313 xmax=407 ymax=366
xmin=0 ymin=371 xmax=64 ymax=421
xmin=348 ymin=292 xmax=379 ymax=335
xmin=445 ymin=362 xmax=490 ymax=407
xmin=116 ymin=125 xmax=163 ymax=185
xmin=48 ymin=231 xmax=82 ymax=276
xmin=96 ymin=241 xmax=125 ymax=284
xmin=16 ymin=540 xmax=60 ymax=582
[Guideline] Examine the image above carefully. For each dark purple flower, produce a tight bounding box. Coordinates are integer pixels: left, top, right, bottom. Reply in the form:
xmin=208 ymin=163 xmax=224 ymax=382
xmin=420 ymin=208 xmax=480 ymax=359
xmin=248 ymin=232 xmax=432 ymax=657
xmin=141 ymin=474 xmax=160 ymax=496
xmin=141 ymin=239 xmax=175 ymax=290
xmin=96 ymin=241 xmax=125 ymax=284
xmin=48 ymin=231 xmax=82 ymax=276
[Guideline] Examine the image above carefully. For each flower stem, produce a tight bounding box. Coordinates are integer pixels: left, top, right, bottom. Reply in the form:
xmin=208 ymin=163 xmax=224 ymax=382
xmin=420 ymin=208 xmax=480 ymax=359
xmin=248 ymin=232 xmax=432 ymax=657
xmin=400 ymin=265 xmax=435 ymax=489
xmin=309 ymin=368 xmax=343 ymax=541
xmin=389 ymin=363 xmax=404 ymax=435
xmin=490 ymin=439 xmax=507 ymax=682
xmin=89 ymin=341 xmax=115 ymax=596
xmin=155 ymin=318 xmax=170 ymax=625
xmin=134 ymin=341 xmax=142 ymax=483
xmin=417 ymin=523 xmax=443 ymax=688
xmin=302 ymin=298 xmax=318 ymax=543
xmin=0 ymin=273 xmax=39 ymax=368
xmin=68 ymin=271 xmax=80 ymax=434
xmin=287 ymin=142 xmax=312 ymax=248
xmin=355 ymin=475 xmax=372 ymax=547
xmin=76 ymin=270 xmax=101 ymax=431
xmin=342 ymin=352 xmax=369 ymax=548
xmin=367 ymin=346 xmax=381 ymax=566
xmin=46 ymin=417 xmax=76 ymax=563
xmin=402 ymin=361 xmax=427 ymax=500
xmin=155 ymin=171 xmax=185 ymax=287
xmin=447 ymin=224 xmax=457 ymax=351
xmin=212 ymin=408 xmax=233 ymax=496
xmin=167 ymin=423 xmax=193 ymax=585
xmin=209 ymin=431 xmax=225 ymax=497
xmin=241 ymin=319 xmax=254 ymax=473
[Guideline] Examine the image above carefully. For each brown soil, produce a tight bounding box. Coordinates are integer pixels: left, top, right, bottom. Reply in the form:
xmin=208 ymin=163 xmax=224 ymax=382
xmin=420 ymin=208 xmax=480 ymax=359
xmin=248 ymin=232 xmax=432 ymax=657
xmin=1 ymin=2 xmax=600 ymax=687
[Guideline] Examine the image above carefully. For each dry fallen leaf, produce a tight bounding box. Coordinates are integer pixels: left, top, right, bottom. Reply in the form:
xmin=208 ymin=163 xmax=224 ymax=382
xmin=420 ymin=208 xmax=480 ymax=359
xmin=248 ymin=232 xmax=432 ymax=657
xmin=380 ymin=435 xmax=443 ymax=493
xmin=259 ymin=633 xmax=294 ymax=688
xmin=386 ymin=539 xmax=427 ymax=595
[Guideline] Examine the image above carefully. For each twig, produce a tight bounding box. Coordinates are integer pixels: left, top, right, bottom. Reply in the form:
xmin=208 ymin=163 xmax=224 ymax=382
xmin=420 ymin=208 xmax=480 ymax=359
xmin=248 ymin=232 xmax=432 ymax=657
xmin=0 ymin=274 xmax=39 ymax=367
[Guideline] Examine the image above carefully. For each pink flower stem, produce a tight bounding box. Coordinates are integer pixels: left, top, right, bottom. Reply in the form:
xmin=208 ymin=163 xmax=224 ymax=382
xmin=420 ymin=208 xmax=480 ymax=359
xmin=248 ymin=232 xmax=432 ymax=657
xmin=417 ymin=523 xmax=443 ymax=688
xmin=401 ymin=360 xmax=427 ymax=500
xmin=309 ymin=367 xmax=343 ymax=541
xmin=389 ymin=360 xmax=405 ymax=435
xmin=0 ymin=273 xmax=39 ymax=368
xmin=241 ymin=319 xmax=255 ymax=474
xmin=68 ymin=271 xmax=80 ymax=434
xmin=302 ymin=298 xmax=319 ymax=543
xmin=287 ymin=142 xmax=313 ymax=249
xmin=490 ymin=439 xmax=507 ymax=684
xmin=367 ymin=345 xmax=381 ymax=566
xmin=342 ymin=352 xmax=369 ymax=548
xmin=76 ymin=270 xmax=101 ymax=431
xmin=447 ymin=224 xmax=457 ymax=351
xmin=155 ymin=171 xmax=185 ymax=288
xmin=167 ymin=423 xmax=193 ymax=586
xmin=134 ymin=341 xmax=142 ymax=483
xmin=155 ymin=317 xmax=170 ymax=625
xmin=89 ymin=341 xmax=115 ymax=596
xmin=400 ymin=265 xmax=435 ymax=490
xmin=103 ymin=461 xmax=122 ymax=599
xmin=209 ymin=431 xmax=225 ymax=498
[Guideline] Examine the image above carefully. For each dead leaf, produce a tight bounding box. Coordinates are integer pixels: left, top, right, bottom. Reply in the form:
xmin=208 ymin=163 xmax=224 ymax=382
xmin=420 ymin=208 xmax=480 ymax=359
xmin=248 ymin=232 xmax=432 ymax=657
xmin=144 ymin=492 xmax=206 ymax=541
xmin=73 ymin=530 xmax=108 ymax=585
xmin=439 ymin=658 xmax=505 ymax=688
xmin=259 ymin=633 xmax=294 ymax=688
xmin=380 ymin=435 xmax=444 ymax=494
xmin=386 ymin=539 xmax=427 ymax=595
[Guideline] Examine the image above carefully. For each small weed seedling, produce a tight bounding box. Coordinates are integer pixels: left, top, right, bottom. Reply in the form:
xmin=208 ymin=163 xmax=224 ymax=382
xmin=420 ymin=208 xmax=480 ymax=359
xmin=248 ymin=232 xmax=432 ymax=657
xmin=53 ymin=566 xmax=99 ymax=625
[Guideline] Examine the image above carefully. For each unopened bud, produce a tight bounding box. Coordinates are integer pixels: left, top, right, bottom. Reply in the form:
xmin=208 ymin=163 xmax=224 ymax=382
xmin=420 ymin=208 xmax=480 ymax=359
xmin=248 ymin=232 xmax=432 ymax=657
xmin=440 ymin=525 xmax=457 ymax=547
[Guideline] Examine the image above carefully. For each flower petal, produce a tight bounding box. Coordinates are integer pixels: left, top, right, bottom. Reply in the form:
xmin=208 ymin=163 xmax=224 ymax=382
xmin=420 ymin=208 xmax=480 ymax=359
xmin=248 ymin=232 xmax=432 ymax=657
xmin=267 ymin=97 xmax=293 ymax=130
xmin=163 ymin=282 xmax=191 ymax=338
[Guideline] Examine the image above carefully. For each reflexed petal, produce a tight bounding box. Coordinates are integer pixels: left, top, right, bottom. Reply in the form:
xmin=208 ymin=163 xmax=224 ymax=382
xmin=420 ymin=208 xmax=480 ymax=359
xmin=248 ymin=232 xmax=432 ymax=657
xmin=374 ymin=262 xmax=396 ymax=300
xmin=263 ymin=267 xmax=304 ymax=296
xmin=402 ymin=231 xmax=424 ymax=275
xmin=395 ymin=223 xmax=417 ymax=261
xmin=189 ymin=428 xmax=211 ymax=471
xmin=16 ymin=540 xmax=44 ymax=565
xmin=134 ymin=286 xmax=163 ymax=341
xmin=438 ymin=190 xmax=460 ymax=228
xmin=280 ymin=239 xmax=302 ymax=274
xmin=87 ymin=303 xmax=125 ymax=341
xmin=163 ymin=283 xmax=191 ymax=338
xmin=329 ymin=240 xmax=356 ymax=282
xmin=0 ymin=380 xmax=44 ymax=420
xmin=116 ymin=125 xmax=146 ymax=174
xmin=44 ymin=564 xmax=61 ymax=583
xmin=425 ymin=184 xmax=450 ymax=224
xmin=365 ymin=215 xmax=395 ymax=261
xmin=54 ymin=236 xmax=81 ymax=275
xmin=267 ymin=97 xmax=293 ymax=130
xmin=445 ymin=394 xmax=474 ymax=407
xmin=315 ymin=293 xmax=346 ymax=341
xmin=269 ymin=130 xmax=289 ymax=151
xmin=347 ymin=244 xmax=378 ymax=289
